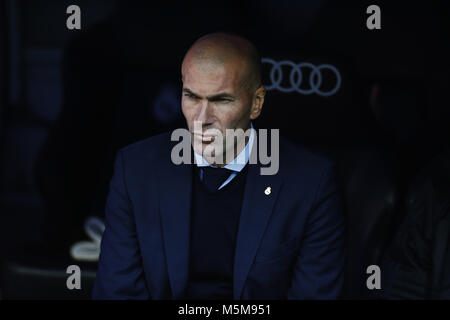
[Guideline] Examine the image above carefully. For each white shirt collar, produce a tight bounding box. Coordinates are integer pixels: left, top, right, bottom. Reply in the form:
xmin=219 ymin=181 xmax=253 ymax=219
xmin=194 ymin=123 xmax=255 ymax=172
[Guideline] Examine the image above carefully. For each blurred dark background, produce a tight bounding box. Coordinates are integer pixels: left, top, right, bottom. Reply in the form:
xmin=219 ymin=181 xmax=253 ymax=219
xmin=0 ymin=0 xmax=449 ymax=299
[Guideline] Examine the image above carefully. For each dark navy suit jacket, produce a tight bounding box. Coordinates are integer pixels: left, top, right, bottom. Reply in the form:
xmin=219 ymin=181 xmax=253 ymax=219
xmin=92 ymin=132 xmax=345 ymax=299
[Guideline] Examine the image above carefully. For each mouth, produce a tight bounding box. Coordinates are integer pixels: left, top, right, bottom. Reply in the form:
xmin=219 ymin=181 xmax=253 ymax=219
xmin=193 ymin=132 xmax=215 ymax=143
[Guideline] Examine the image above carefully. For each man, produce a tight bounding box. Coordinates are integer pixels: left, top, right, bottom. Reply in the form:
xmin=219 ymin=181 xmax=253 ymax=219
xmin=93 ymin=33 xmax=345 ymax=299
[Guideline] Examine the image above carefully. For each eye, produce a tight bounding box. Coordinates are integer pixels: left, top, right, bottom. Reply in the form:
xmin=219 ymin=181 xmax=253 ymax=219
xmin=216 ymin=98 xmax=232 ymax=103
xmin=184 ymin=93 xmax=197 ymax=99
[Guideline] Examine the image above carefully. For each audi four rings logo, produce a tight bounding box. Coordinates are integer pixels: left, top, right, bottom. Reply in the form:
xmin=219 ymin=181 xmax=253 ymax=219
xmin=261 ymin=58 xmax=342 ymax=97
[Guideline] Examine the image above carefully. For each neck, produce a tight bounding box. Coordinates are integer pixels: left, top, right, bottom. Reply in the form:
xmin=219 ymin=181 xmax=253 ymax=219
xmin=212 ymin=134 xmax=250 ymax=167
xmin=203 ymin=124 xmax=252 ymax=167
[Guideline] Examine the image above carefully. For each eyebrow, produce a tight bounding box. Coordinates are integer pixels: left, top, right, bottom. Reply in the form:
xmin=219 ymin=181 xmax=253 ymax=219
xmin=182 ymin=88 xmax=236 ymax=101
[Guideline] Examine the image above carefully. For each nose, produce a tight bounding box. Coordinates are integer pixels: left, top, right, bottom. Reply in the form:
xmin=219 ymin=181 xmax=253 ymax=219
xmin=195 ymin=99 xmax=214 ymax=125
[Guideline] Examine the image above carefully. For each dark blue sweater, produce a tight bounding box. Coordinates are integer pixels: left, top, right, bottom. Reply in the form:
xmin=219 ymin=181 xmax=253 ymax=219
xmin=186 ymin=165 xmax=248 ymax=299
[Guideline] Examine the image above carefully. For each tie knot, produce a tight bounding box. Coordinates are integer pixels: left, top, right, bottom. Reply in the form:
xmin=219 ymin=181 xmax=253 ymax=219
xmin=201 ymin=167 xmax=233 ymax=192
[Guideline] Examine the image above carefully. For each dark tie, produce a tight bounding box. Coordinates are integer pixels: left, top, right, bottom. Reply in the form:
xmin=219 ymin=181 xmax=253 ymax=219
xmin=201 ymin=167 xmax=232 ymax=192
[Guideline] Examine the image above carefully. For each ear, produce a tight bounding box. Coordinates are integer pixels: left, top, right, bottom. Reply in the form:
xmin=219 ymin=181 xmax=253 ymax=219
xmin=250 ymin=86 xmax=266 ymax=120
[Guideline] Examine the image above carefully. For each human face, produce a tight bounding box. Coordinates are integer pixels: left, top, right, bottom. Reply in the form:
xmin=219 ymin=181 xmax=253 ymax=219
xmin=181 ymin=59 xmax=263 ymax=165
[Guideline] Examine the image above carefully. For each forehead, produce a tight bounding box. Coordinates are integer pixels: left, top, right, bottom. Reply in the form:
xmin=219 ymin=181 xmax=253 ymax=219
xmin=182 ymin=59 xmax=244 ymax=94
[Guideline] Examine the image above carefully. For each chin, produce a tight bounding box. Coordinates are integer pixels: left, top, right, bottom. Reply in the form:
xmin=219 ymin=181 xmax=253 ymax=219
xmin=204 ymin=145 xmax=226 ymax=164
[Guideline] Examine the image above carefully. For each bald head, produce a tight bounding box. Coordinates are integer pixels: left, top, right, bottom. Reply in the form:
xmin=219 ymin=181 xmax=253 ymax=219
xmin=181 ymin=34 xmax=266 ymax=164
xmin=182 ymin=33 xmax=262 ymax=91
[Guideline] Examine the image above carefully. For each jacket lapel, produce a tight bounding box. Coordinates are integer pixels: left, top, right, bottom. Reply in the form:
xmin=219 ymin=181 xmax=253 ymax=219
xmin=233 ymin=162 xmax=283 ymax=299
xmin=158 ymin=153 xmax=192 ymax=299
